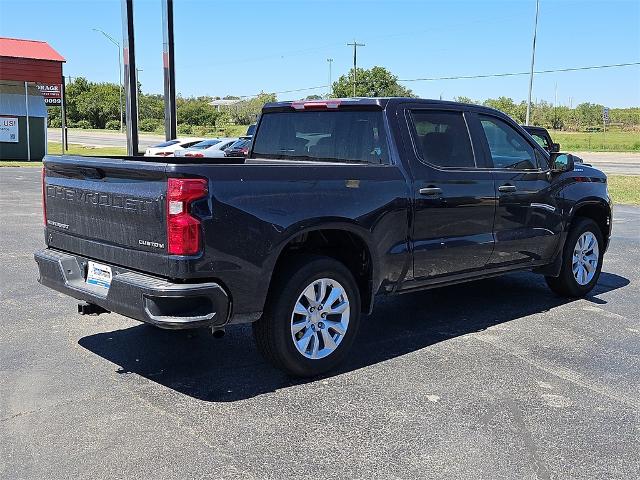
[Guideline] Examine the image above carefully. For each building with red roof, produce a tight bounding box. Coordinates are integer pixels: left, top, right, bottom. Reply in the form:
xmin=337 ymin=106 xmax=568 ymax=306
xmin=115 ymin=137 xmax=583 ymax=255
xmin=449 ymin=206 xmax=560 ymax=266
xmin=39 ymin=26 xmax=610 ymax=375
xmin=0 ymin=37 xmax=65 ymax=87
xmin=0 ymin=38 xmax=64 ymax=161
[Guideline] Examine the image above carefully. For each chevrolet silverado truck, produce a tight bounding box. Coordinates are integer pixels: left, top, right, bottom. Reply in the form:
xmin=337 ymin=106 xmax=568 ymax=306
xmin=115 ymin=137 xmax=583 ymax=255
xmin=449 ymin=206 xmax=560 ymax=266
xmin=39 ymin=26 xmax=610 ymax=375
xmin=35 ymin=98 xmax=612 ymax=377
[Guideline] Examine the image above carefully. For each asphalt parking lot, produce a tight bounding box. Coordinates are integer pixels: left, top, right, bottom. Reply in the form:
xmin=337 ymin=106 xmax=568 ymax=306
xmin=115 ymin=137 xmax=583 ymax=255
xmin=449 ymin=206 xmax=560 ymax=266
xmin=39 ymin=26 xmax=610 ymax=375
xmin=1 ymin=167 xmax=638 ymax=480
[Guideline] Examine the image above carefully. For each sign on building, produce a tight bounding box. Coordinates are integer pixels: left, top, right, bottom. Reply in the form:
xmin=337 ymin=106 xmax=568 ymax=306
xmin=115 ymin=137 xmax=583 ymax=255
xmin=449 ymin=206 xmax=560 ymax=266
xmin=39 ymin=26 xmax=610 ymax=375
xmin=36 ymin=83 xmax=62 ymax=106
xmin=0 ymin=116 xmax=19 ymax=143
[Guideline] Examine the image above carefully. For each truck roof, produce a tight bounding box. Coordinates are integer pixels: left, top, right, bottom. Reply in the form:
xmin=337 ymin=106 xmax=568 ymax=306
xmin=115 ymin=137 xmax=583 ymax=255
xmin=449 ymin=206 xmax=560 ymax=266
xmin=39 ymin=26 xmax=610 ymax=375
xmin=262 ymin=97 xmax=502 ymax=114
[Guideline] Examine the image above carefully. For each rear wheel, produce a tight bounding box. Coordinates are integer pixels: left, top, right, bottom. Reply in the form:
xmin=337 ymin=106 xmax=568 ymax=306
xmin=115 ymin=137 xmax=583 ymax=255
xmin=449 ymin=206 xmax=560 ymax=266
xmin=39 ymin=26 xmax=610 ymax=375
xmin=545 ymin=217 xmax=603 ymax=297
xmin=253 ymin=256 xmax=361 ymax=377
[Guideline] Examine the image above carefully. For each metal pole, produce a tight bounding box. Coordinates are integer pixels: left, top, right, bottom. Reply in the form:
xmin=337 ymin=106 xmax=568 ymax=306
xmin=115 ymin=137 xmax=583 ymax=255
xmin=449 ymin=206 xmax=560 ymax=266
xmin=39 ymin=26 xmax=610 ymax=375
xmin=327 ymin=58 xmax=333 ymax=97
xmin=525 ymin=0 xmax=540 ymax=125
xmin=24 ymin=81 xmax=31 ymax=161
xmin=347 ymin=40 xmax=365 ymax=97
xmin=118 ymin=47 xmax=123 ymax=133
xmin=121 ymin=0 xmax=139 ymax=156
xmin=162 ymin=0 xmax=177 ymax=140
xmin=92 ymin=28 xmax=124 ymax=133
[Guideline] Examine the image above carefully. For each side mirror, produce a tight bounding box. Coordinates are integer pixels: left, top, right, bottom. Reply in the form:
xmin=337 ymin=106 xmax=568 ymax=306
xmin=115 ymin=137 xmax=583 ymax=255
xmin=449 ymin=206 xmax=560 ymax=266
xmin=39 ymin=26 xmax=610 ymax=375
xmin=551 ymin=142 xmax=560 ymax=153
xmin=550 ymin=152 xmax=574 ymax=173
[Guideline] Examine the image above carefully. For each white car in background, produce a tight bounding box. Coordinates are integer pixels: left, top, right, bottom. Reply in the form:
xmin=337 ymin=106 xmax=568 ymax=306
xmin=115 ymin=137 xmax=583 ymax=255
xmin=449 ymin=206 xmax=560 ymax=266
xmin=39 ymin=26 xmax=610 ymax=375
xmin=144 ymin=138 xmax=204 ymax=157
xmin=174 ymin=138 xmax=239 ymax=159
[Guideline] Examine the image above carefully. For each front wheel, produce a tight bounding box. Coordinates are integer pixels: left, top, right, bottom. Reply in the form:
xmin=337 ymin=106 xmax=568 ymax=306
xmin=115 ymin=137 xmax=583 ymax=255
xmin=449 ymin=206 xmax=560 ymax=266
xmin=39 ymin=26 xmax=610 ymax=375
xmin=546 ymin=217 xmax=604 ymax=297
xmin=253 ymin=256 xmax=361 ymax=377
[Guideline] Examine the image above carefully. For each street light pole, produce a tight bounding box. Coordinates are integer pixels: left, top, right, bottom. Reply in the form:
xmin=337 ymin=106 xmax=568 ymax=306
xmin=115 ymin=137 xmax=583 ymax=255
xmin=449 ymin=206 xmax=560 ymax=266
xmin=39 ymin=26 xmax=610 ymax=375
xmin=93 ymin=28 xmax=124 ymax=132
xmin=327 ymin=58 xmax=333 ymax=97
xmin=525 ymin=0 xmax=540 ymax=125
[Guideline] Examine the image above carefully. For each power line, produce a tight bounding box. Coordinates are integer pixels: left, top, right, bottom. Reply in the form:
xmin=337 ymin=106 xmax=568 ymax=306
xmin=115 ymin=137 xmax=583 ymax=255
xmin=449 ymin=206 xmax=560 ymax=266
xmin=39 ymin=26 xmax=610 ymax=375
xmin=398 ymin=62 xmax=640 ymax=82
xmin=235 ymin=61 xmax=639 ymax=100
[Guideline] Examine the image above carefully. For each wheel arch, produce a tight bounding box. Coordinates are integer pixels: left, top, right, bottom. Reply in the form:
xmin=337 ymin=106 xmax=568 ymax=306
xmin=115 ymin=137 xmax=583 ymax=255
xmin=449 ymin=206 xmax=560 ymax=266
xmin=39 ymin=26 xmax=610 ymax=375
xmin=568 ymin=199 xmax=612 ymax=251
xmin=266 ymin=222 xmax=378 ymax=314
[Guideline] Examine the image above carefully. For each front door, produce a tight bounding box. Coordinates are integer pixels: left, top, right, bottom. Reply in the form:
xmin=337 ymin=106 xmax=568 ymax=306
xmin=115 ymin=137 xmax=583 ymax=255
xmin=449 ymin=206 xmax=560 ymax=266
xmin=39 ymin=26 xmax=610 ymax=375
xmin=402 ymin=108 xmax=497 ymax=282
xmin=473 ymin=113 xmax=563 ymax=267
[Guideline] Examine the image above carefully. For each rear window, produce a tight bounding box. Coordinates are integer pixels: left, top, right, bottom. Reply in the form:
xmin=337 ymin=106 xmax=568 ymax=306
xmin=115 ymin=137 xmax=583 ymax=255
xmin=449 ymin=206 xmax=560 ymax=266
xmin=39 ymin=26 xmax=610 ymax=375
xmin=192 ymin=139 xmax=221 ymax=149
xmin=182 ymin=140 xmax=203 ymax=148
xmin=153 ymin=140 xmax=180 ymax=148
xmin=229 ymin=139 xmax=250 ymax=149
xmin=251 ymin=110 xmax=389 ymax=164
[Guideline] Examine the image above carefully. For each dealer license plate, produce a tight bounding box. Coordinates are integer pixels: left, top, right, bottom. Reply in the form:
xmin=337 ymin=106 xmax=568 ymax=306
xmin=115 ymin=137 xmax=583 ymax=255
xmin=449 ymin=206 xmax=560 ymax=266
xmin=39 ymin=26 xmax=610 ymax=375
xmin=86 ymin=261 xmax=112 ymax=289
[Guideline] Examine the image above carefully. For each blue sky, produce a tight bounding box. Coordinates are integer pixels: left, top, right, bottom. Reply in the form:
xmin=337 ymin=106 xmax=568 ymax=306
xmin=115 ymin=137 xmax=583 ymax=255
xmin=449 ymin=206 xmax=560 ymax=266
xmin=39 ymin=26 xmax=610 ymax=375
xmin=1 ymin=0 xmax=639 ymax=106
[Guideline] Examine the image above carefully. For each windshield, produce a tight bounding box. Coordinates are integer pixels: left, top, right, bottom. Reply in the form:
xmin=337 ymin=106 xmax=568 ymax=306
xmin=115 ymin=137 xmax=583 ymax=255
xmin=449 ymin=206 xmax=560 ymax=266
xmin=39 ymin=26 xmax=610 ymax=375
xmin=251 ymin=110 xmax=389 ymax=164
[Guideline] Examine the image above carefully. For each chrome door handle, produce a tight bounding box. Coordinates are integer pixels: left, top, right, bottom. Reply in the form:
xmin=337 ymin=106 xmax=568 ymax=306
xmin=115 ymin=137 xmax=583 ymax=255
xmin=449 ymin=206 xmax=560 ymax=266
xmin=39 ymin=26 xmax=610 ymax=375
xmin=419 ymin=187 xmax=442 ymax=196
xmin=498 ymin=184 xmax=517 ymax=193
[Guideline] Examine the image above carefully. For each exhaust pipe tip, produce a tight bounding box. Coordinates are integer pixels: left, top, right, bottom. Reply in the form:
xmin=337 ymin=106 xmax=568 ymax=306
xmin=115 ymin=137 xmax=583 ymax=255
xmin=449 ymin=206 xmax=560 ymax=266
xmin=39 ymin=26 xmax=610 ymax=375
xmin=211 ymin=327 xmax=225 ymax=339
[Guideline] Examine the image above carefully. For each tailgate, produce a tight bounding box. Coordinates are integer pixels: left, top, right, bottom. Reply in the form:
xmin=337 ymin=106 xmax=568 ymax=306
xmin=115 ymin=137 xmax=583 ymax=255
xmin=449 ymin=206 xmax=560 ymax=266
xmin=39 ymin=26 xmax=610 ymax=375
xmin=43 ymin=155 xmax=169 ymax=273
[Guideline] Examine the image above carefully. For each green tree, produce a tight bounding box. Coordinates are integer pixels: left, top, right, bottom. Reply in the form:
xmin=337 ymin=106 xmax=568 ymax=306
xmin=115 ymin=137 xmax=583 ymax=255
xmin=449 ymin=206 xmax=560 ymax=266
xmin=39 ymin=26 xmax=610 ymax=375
xmin=332 ymin=66 xmax=414 ymax=98
xmin=73 ymin=82 xmax=121 ymax=129
xmin=483 ymin=96 xmax=527 ymax=124
xmin=453 ymin=96 xmax=475 ymax=104
xmin=176 ymin=97 xmax=219 ymax=127
xmin=224 ymin=92 xmax=277 ymax=125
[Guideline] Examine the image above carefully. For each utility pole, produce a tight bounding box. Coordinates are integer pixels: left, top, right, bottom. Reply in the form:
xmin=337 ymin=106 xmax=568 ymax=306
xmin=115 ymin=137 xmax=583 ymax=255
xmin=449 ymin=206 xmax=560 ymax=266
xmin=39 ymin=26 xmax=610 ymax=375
xmin=525 ymin=0 xmax=540 ymax=125
xmin=346 ymin=40 xmax=365 ymax=97
xmin=327 ymin=58 xmax=333 ymax=97
xmin=92 ymin=28 xmax=124 ymax=133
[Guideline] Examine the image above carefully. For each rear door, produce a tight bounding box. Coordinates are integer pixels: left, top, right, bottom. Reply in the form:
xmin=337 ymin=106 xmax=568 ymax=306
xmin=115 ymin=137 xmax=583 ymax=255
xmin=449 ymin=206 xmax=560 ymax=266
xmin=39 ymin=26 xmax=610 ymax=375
xmin=472 ymin=113 xmax=562 ymax=267
xmin=399 ymin=105 xmax=496 ymax=282
xmin=44 ymin=156 xmax=170 ymax=274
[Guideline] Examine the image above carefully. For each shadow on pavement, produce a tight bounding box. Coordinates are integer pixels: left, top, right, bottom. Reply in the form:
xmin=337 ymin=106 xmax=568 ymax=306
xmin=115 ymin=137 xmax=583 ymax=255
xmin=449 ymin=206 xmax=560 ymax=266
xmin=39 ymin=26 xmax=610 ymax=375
xmin=78 ymin=271 xmax=629 ymax=402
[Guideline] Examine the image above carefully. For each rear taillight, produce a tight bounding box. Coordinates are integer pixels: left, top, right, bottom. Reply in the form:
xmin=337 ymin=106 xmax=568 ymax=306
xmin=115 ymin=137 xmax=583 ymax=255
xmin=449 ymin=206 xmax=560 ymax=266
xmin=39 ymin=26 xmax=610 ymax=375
xmin=42 ymin=166 xmax=47 ymax=226
xmin=167 ymin=178 xmax=208 ymax=255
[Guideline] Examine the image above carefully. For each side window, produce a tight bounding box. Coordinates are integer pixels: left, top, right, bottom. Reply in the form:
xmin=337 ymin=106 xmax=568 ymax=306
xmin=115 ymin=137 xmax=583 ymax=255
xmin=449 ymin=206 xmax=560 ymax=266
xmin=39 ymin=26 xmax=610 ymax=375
xmin=535 ymin=149 xmax=550 ymax=170
xmin=531 ymin=133 xmax=550 ymax=151
xmin=410 ymin=110 xmax=476 ymax=168
xmin=479 ymin=116 xmax=537 ymax=170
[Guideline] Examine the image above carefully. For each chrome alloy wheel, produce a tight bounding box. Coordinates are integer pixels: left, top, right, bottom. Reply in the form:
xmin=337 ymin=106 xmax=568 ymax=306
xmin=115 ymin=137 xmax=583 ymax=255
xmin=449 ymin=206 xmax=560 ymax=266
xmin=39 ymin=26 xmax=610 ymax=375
xmin=290 ymin=278 xmax=350 ymax=360
xmin=572 ymin=231 xmax=599 ymax=286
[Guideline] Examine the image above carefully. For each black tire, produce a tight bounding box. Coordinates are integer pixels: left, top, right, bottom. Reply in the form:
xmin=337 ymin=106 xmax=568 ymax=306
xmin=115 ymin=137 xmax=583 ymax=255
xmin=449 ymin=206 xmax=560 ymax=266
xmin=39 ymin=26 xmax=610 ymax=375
xmin=545 ymin=217 xmax=604 ymax=297
xmin=253 ymin=255 xmax=361 ymax=377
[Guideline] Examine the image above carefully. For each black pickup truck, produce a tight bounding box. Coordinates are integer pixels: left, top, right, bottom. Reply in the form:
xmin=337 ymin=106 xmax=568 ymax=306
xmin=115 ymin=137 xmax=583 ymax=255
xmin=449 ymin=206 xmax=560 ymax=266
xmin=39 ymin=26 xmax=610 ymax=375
xmin=36 ymin=98 xmax=612 ymax=377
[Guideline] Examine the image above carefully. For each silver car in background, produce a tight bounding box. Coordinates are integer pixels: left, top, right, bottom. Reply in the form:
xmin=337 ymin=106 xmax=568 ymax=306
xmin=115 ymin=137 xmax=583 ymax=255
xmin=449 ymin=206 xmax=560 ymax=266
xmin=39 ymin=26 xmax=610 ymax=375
xmin=174 ymin=138 xmax=239 ymax=159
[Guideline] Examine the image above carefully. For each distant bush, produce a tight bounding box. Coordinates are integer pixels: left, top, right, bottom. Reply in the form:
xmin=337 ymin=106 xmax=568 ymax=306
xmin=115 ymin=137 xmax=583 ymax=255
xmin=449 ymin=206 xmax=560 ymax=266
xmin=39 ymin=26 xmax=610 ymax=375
xmin=139 ymin=119 xmax=162 ymax=132
xmin=177 ymin=124 xmax=193 ymax=135
xmin=72 ymin=120 xmax=92 ymax=129
xmin=105 ymin=120 xmax=120 ymax=130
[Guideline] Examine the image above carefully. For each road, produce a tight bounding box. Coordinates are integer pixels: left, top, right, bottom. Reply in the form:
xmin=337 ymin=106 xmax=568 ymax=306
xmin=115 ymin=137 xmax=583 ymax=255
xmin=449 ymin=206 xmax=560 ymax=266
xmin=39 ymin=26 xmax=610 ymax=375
xmin=1 ymin=167 xmax=638 ymax=479
xmin=47 ymin=128 xmax=166 ymax=150
xmin=575 ymin=151 xmax=640 ymax=176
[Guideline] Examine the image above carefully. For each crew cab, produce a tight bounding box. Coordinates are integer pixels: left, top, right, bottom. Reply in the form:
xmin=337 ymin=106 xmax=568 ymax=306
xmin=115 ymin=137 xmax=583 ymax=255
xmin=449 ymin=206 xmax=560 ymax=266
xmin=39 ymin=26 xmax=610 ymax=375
xmin=35 ymin=98 xmax=612 ymax=377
